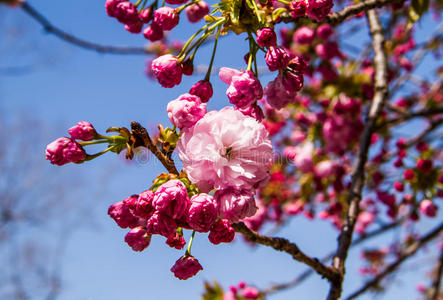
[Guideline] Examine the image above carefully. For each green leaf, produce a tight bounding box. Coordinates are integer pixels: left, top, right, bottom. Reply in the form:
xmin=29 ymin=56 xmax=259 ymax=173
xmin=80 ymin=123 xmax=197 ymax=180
xmin=407 ymin=0 xmax=429 ymax=28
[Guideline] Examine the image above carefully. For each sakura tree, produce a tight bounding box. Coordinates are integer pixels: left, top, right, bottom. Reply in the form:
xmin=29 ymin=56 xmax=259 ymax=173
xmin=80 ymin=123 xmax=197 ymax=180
xmin=3 ymin=0 xmax=443 ymax=298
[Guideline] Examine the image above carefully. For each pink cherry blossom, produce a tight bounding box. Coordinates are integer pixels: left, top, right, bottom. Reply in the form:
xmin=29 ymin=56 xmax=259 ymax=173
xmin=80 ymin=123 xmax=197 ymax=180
xmin=167 ymin=93 xmax=207 ymax=129
xmin=68 ymin=121 xmax=96 ymax=141
xmin=214 ymin=188 xmax=258 ymax=222
xmin=177 ymin=107 xmax=273 ymax=192
xmin=151 ymin=54 xmax=183 ymax=88
xmin=153 ymin=180 xmax=190 ymax=219
xmin=293 ymin=26 xmax=315 ymax=44
xmin=256 ymin=27 xmax=277 ymax=48
xmin=187 ymin=193 xmax=218 ymax=232
xmin=219 ymin=68 xmax=263 ymax=109
xmin=146 ymin=211 xmax=177 ymax=237
xmin=208 ymin=219 xmax=235 ymax=244
xmin=108 ymin=199 xmax=139 ymax=229
xmin=154 ymin=6 xmax=179 ymax=31
xmin=265 ymin=46 xmax=290 ymax=71
xmin=143 ymin=23 xmax=164 ymax=41
xmin=166 ymin=232 xmax=186 ymax=249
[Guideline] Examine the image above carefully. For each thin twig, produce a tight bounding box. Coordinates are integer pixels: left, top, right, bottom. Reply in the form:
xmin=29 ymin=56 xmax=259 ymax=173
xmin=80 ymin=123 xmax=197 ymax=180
xmin=327 ymin=9 xmax=389 ymax=300
xmin=345 ymin=222 xmax=443 ymax=300
xmin=21 ymin=2 xmax=150 ymax=55
xmin=261 ymin=218 xmax=405 ymax=296
xmin=430 ymin=249 xmax=443 ymax=300
xmin=130 ymin=121 xmax=179 ymax=175
xmin=232 ymin=222 xmax=339 ymax=283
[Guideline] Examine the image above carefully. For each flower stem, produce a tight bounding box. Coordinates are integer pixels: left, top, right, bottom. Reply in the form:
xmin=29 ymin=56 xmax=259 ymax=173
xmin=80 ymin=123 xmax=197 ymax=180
xmin=249 ymin=0 xmax=263 ymax=24
xmin=78 ymin=140 xmax=109 ymax=146
xmin=84 ymin=144 xmax=118 ymax=162
xmin=176 ymin=0 xmax=200 ymax=13
xmin=204 ymin=24 xmax=222 ymax=81
xmin=185 ymin=230 xmax=196 ymax=256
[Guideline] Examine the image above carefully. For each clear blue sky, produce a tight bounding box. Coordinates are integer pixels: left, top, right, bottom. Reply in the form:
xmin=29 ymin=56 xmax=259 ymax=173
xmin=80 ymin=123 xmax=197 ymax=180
xmin=0 ymin=1 xmax=440 ymax=299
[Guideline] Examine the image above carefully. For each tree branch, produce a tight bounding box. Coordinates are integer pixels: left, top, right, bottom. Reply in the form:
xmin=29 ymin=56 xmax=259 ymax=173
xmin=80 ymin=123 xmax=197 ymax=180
xmin=379 ymin=106 xmax=443 ymax=128
xmin=232 ymin=222 xmax=339 ymax=283
xmin=345 ymin=222 xmax=443 ymax=300
xmin=327 ymin=8 xmax=389 ymax=300
xmin=21 ymin=2 xmax=150 ymax=55
xmin=130 ymin=121 xmax=179 ymax=175
xmin=280 ymin=0 xmax=405 ymax=26
xmin=324 ymin=0 xmax=405 ymax=25
xmin=430 ymin=249 xmax=443 ymax=300
xmin=261 ymin=218 xmax=405 ymax=296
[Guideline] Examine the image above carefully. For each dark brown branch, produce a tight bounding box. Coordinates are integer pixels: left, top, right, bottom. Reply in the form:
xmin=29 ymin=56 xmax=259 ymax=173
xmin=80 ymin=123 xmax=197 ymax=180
xmin=130 ymin=122 xmax=179 ymax=175
xmin=280 ymin=0 xmax=405 ymax=25
xmin=379 ymin=106 xmax=443 ymax=128
xmin=327 ymin=9 xmax=389 ymax=300
xmin=232 ymin=222 xmax=339 ymax=283
xmin=261 ymin=218 xmax=405 ymax=296
xmin=430 ymin=249 xmax=443 ymax=300
xmin=21 ymin=2 xmax=150 ymax=55
xmin=324 ymin=0 xmax=405 ymax=25
xmin=345 ymin=222 xmax=443 ymax=300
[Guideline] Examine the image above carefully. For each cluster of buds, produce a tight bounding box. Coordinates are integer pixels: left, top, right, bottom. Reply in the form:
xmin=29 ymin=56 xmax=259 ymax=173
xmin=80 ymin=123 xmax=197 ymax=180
xmin=46 ymin=121 xmax=132 ymax=166
xmin=106 ymin=0 xmax=209 ymax=38
xmin=108 ymin=174 xmax=236 ymax=279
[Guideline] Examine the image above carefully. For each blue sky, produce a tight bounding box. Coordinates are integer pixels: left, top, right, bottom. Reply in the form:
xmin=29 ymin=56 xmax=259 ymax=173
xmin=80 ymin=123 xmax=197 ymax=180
xmin=0 ymin=1 xmax=441 ymax=299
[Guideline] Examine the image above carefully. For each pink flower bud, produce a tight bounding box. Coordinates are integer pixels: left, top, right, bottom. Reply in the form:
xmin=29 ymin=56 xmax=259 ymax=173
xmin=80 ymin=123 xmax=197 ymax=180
xmin=265 ymin=46 xmax=290 ymax=71
xmin=166 ymin=231 xmax=186 ymax=249
xmin=182 ymin=59 xmax=194 ymax=75
xmin=242 ymin=286 xmax=259 ymax=299
xmin=165 ymin=0 xmax=187 ymax=4
xmin=151 ymin=54 xmax=183 ymax=88
xmin=115 ymin=2 xmax=139 ymax=24
xmin=315 ymin=41 xmax=343 ymax=60
xmin=208 ymin=219 xmax=235 ymax=245
xmin=46 ymin=137 xmax=85 ymax=166
xmin=293 ymin=26 xmax=315 ymax=44
xmin=108 ymin=200 xmax=139 ymax=229
xmin=394 ymin=181 xmax=404 ymax=192
xmin=189 ymin=80 xmax=213 ymax=103
xmin=146 ymin=211 xmax=177 ymax=237
xmin=153 ymin=180 xmax=189 ymax=219
xmin=420 ymin=204 xmax=436 ymax=223
xmin=219 ymin=68 xmax=263 ymax=109
xmin=404 ymin=169 xmax=415 ymax=181
xmin=170 ymin=255 xmax=203 ymax=280
xmin=124 ymin=227 xmax=151 ymax=252
xmin=135 ymin=190 xmax=155 ymax=218
xmin=264 ymin=74 xmax=296 ymax=109
xmin=416 ymin=159 xmax=432 ymax=174
xmin=317 ymin=24 xmax=333 ymax=40
xmin=105 ymin=0 xmax=125 ymax=17
xmin=214 ymin=189 xmax=258 ymax=222
xmin=315 ymin=160 xmax=337 ymax=178
xmin=289 ymin=0 xmax=307 ymax=18
xmin=68 ymin=121 xmax=96 ymax=141
xmin=306 ymin=0 xmax=334 ymax=21
xmin=185 ymin=1 xmax=210 ymax=23
xmin=139 ymin=7 xmax=153 ymax=23
xmin=256 ymin=27 xmax=277 ymax=48
xmin=167 ymin=93 xmax=206 ymax=129
xmin=236 ymin=103 xmax=265 ymax=122
xmin=281 ymin=71 xmax=304 ymax=93
xmin=154 ymin=6 xmax=179 ymax=31
xmin=143 ymin=23 xmax=164 ymax=41
xmin=187 ymin=193 xmax=218 ymax=232
xmin=124 ymin=21 xmax=143 ymax=34
xmin=419 ymin=199 xmax=438 ymax=217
